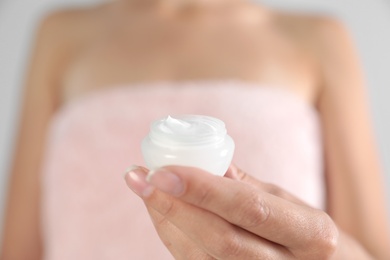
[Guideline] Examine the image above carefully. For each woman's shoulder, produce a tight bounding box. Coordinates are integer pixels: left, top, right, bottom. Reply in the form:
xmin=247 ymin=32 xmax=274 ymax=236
xmin=40 ymin=7 xmax=101 ymax=36
xmin=272 ymin=10 xmax=347 ymax=47
xmin=272 ymin=11 xmax=353 ymax=63
xmin=271 ymin=10 xmax=356 ymax=89
xmin=36 ymin=4 xmax=110 ymax=56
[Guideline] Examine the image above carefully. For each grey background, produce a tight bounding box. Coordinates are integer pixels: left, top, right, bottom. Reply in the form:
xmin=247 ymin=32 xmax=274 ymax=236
xmin=1 ymin=0 xmax=390 ymax=241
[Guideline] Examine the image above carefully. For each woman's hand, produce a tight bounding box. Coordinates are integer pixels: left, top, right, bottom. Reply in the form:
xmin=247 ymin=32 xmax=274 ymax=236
xmin=124 ymin=164 xmax=346 ymax=259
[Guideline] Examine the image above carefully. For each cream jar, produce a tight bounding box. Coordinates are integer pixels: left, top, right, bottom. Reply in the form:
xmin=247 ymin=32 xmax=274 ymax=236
xmin=141 ymin=115 xmax=235 ymax=176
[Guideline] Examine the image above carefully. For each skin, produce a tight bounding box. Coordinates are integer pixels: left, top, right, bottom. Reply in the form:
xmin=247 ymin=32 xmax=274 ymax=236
xmin=2 ymin=0 xmax=390 ymax=259
xmin=125 ymin=165 xmax=373 ymax=259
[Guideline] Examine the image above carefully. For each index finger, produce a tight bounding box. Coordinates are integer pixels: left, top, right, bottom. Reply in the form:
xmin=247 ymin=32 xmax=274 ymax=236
xmin=225 ymin=164 xmax=309 ymax=206
xmin=146 ymin=166 xmax=338 ymax=251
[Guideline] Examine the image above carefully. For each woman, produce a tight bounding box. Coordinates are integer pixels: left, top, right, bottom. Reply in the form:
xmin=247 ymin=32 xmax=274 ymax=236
xmin=2 ymin=0 xmax=390 ymax=259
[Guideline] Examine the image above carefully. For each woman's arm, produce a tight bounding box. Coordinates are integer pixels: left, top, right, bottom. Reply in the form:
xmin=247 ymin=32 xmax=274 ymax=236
xmin=316 ymin=18 xmax=390 ymax=259
xmin=0 ymin=13 xmax=70 ymax=260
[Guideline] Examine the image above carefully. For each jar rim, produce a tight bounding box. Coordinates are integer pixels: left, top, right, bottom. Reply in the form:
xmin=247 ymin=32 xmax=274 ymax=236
xmin=149 ymin=115 xmax=228 ymax=146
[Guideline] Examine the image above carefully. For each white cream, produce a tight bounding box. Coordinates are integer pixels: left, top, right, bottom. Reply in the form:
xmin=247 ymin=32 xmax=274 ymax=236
xmin=142 ymin=115 xmax=235 ymax=176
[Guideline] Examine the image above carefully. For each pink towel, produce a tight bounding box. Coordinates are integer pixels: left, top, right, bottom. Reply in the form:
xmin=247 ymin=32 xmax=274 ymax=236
xmin=40 ymin=80 xmax=324 ymax=259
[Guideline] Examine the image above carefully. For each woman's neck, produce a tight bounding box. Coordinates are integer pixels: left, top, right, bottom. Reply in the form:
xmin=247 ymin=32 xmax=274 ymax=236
xmin=112 ymin=0 xmax=268 ymax=24
xmin=119 ymin=0 xmax=248 ymax=10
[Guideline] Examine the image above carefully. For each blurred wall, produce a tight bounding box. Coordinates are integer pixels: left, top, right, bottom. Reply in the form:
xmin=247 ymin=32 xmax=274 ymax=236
xmin=1 ymin=0 xmax=390 ymax=241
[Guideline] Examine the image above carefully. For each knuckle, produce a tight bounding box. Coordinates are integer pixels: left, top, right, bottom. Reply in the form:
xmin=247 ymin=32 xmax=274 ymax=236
xmin=308 ymin=211 xmax=339 ymax=259
xmin=159 ymin=198 xmax=176 ymax=218
xmin=194 ymin=184 xmax=214 ymax=207
xmin=235 ymin=190 xmax=270 ymax=228
xmin=209 ymin=229 xmax=243 ymax=258
xmin=150 ymin=210 xmax=168 ymax=228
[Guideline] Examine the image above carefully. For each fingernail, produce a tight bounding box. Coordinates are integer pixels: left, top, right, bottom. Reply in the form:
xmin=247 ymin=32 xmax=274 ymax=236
xmin=146 ymin=168 xmax=184 ymax=196
xmin=124 ymin=165 xmax=155 ymax=198
xmin=123 ymin=165 xmax=138 ymax=179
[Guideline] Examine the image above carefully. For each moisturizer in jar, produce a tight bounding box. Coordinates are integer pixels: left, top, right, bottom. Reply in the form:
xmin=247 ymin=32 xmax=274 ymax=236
xmin=141 ymin=115 xmax=235 ymax=176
